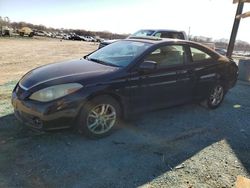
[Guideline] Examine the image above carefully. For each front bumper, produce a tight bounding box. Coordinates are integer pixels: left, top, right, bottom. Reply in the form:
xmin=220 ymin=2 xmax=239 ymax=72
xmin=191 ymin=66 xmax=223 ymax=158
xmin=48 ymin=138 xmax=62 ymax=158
xmin=11 ymin=88 xmax=86 ymax=130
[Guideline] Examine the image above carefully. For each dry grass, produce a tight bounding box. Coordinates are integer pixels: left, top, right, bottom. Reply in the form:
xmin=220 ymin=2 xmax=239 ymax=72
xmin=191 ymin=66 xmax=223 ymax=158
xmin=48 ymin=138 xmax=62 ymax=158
xmin=0 ymin=37 xmax=98 ymax=85
xmin=0 ymin=37 xmax=98 ymax=115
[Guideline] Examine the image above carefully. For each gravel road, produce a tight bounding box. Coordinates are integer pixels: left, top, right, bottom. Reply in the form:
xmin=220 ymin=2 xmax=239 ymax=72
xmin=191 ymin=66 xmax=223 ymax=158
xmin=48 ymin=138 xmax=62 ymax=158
xmin=0 ymin=81 xmax=250 ymax=188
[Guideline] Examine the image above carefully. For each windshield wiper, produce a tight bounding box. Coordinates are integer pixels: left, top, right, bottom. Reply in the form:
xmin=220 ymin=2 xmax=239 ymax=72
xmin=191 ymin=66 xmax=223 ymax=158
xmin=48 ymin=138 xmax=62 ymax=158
xmin=88 ymin=58 xmax=121 ymax=67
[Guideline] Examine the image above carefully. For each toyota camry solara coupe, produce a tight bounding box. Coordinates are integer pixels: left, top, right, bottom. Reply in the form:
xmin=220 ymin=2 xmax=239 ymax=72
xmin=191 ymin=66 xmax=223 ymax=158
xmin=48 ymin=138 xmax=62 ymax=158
xmin=12 ymin=37 xmax=238 ymax=138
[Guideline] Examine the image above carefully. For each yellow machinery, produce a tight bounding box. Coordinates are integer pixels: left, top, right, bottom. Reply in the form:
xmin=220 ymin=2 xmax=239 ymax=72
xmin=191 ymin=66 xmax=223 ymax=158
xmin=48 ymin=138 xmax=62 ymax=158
xmin=18 ymin=27 xmax=34 ymax=37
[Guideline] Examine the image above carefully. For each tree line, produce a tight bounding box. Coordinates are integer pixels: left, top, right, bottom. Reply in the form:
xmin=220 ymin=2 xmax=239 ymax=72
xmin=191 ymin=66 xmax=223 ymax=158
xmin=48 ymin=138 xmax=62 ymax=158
xmin=190 ymin=36 xmax=250 ymax=52
xmin=1 ymin=16 xmax=249 ymax=51
xmin=0 ymin=16 xmax=129 ymax=39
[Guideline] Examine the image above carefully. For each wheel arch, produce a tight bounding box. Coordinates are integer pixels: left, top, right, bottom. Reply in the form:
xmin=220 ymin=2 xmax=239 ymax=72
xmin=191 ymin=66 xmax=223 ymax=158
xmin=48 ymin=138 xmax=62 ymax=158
xmin=85 ymin=91 xmax=126 ymax=118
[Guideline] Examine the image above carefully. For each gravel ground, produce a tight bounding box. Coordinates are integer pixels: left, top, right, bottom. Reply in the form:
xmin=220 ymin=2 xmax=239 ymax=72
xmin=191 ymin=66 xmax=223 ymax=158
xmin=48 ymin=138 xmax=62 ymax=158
xmin=0 ymin=81 xmax=249 ymax=188
xmin=0 ymin=38 xmax=249 ymax=187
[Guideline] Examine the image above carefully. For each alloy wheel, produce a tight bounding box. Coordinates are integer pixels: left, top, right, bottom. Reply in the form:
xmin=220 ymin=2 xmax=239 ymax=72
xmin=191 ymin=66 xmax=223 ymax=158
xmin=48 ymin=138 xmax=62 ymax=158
xmin=87 ymin=104 xmax=116 ymax=135
xmin=209 ymin=85 xmax=224 ymax=106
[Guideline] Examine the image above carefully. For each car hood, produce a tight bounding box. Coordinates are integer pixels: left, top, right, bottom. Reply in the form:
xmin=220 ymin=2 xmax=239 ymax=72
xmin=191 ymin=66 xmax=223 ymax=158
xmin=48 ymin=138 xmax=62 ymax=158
xmin=19 ymin=59 xmax=118 ymax=90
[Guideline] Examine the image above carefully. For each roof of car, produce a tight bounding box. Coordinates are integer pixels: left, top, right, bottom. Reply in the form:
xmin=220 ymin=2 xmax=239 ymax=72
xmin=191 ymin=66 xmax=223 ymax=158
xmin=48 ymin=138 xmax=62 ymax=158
xmin=124 ymin=37 xmax=221 ymax=54
xmin=139 ymin=29 xmax=185 ymax=33
xmin=125 ymin=36 xmax=187 ymax=44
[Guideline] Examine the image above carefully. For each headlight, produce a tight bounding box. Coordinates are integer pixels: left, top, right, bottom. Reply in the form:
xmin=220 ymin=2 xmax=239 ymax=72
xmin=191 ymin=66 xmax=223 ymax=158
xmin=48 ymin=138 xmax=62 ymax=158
xmin=29 ymin=83 xmax=83 ymax=102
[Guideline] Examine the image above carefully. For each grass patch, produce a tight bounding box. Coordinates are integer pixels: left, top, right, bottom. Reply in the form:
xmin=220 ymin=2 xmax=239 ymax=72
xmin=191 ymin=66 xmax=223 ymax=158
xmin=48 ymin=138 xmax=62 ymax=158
xmin=0 ymin=80 xmax=17 ymax=117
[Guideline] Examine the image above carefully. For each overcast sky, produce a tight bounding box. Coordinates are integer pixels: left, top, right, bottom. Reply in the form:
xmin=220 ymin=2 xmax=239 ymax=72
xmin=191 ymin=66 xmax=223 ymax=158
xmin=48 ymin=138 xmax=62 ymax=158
xmin=0 ymin=0 xmax=249 ymax=42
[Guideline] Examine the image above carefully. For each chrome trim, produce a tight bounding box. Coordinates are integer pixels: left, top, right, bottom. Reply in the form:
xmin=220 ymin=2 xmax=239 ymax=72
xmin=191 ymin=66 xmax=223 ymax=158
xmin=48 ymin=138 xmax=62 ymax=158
xmin=149 ymin=80 xmax=176 ymax=87
xmin=124 ymin=85 xmax=138 ymax=89
xmin=195 ymin=67 xmax=203 ymax=71
xmin=129 ymin=85 xmax=139 ymax=89
xmin=150 ymin=72 xmax=176 ymax=78
xmin=200 ymin=73 xmax=216 ymax=79
xmin=19 ymin=83 xmax=28 ymax=91
xmin=130 ymin=77 xmax=140 ymax=81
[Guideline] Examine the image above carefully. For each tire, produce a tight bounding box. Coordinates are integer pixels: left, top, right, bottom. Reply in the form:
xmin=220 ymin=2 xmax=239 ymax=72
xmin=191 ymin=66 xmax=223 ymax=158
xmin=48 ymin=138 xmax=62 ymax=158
xmin=201 ymin=82 xmax=225 ymax=109
xmin=29 ymin=32 xmax=34 ymax=37
xmin=77 ymin=96 xmax=121 ymax=139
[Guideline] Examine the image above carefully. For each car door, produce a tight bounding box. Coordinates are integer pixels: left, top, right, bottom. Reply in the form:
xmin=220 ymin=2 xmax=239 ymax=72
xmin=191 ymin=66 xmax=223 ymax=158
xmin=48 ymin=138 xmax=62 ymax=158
xmin=186 ymin=45 xmax=220 ymax=100
xmin=129 ymin=44 xmax=193 ymax=113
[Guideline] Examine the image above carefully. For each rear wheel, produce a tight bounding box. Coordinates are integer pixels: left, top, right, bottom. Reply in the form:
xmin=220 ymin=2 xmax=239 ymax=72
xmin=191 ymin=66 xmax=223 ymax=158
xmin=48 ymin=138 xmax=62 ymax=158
xmin=77 ymin=96 xmax=121 ymax=139
xmin=202 ymin=83 xmax=225 ymax=109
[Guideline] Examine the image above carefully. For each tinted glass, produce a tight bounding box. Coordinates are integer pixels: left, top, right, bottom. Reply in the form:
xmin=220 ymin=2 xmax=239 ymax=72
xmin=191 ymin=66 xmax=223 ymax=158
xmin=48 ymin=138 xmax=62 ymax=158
xmin=145 ymin=45 xmax=185 ymax=68
xmin=190 ymin=47 xmax=212 ymax=62
xmin=131 ymin=30 xmax=155 ymax=37
xmin=154 ymin=32 xmax=184 ymax=39
xmin=88 ymin=41 xmax=152 ymax=67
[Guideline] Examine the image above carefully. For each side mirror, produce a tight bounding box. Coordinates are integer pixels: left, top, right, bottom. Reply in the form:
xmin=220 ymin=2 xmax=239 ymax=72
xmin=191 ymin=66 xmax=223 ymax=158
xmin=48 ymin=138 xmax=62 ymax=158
xmin=139 ymin=61 xmax=157 ymax=72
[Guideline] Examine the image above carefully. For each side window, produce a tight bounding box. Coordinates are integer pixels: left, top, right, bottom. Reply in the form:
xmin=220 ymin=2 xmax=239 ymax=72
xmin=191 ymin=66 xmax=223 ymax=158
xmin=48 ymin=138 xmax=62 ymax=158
xmin=154 ymin=32 xmax=161 ymax=38
xmin=190 ymin=47 xmax=212 ymax=62
xmin=154 ymin=32 xmax=184 ymax=39
xmin=145 ymin=45 xmax=185 ymax=68
xmin=154 ymin=32 xmax=173 ymax=39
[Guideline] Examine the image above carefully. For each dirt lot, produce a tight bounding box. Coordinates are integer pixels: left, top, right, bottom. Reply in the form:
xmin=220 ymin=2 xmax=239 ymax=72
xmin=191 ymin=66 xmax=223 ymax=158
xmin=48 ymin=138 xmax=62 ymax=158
xmin=0 ymin=37 xmax=98 ymax=84
xmin=0 ymin=37 xmax=250 ymax=188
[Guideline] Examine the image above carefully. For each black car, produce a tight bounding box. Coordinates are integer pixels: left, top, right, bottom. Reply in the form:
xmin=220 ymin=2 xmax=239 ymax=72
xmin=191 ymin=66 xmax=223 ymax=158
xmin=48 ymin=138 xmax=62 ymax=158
xmin=12 ymin=37 xmax=238 ymax=138
xmin=99 ymin=29 xmax=188 ymax=49
xmin=68 ymin=34 xmax=85 ymax=41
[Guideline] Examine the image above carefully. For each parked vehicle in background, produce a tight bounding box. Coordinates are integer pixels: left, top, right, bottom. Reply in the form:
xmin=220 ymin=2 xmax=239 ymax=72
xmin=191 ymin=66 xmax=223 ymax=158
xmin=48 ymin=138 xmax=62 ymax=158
xmin=68 ymin=34 xmax=83 ymax=41
xmin=215 ymin=48 xmax=227 ymax=56
xmin=69 ymin=34 xmax=85 ymax=41
xmin=244 ymin=52 xmax=250 ymax=57
xmin=44 ymin=31 xmax=53 ymax=37
xmin=68 ymin=34 xmax=97 ymax=42
xmin=85 ymin=36 xmax=97 ymax=42
xmin=34 ymin=30 xmax=46 ymax=37
xmin=12 ymin=37 xmax=238 ymax=138
xmin=55 ymin=34 xmax=64 ymax=39
xmin=63 ymin=34 xmax=70 ymax=40
xmin=99 ymin=39 xmax=120 ymax=48
xmin=79 ymin=36 xmax=89 ymax=41
xmin=0 ymin=26 xmax=13 ymax=36
xmin=201 ymin=42 xmax=216 ymax=50
xmin=131 ymin=29 xmax=187 ymax=39
xmin=95 ymin=36 xmax=103 ymax=42
xmin=233 ymin=50 xmax=250 ymax=57
xmin=98 ymin=29 xmax=188 ymax=49
xmin=18 ymin=27 xmax=34 ymax=37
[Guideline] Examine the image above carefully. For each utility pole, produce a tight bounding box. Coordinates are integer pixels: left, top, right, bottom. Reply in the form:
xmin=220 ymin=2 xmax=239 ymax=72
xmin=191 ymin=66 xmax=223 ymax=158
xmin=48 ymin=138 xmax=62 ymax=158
xmin=227 ymin=0 xmax=250 ymax=57
xmin=226 ymin=2 xmax=244 ymax=57
xmin=188 ymin=26 xmax=191 ymax=40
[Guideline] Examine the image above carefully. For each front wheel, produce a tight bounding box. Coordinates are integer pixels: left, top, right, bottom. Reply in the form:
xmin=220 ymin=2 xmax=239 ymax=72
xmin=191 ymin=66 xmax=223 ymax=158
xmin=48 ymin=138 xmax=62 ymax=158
xmin=29 ymin=32 xmax=34 ymax=37
xmin=77 ymin=96 xmax=121 ymax=139
xmin=202 ymin=83 xmax=225 ymax=109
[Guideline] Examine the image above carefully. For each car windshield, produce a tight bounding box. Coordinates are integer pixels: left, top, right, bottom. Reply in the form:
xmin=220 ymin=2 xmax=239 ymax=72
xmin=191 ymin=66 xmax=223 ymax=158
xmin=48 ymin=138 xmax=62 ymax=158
xmin=131 ymin=30 xmax=155 ymax=37
xmin=87 ymin=40 xmax=152 ymax=67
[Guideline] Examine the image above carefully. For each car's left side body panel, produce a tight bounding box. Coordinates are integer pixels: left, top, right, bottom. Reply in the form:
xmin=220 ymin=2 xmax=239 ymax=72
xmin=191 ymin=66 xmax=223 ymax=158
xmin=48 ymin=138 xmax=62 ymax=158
xmin=11 ymin=40 xmax=238 ymax=131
